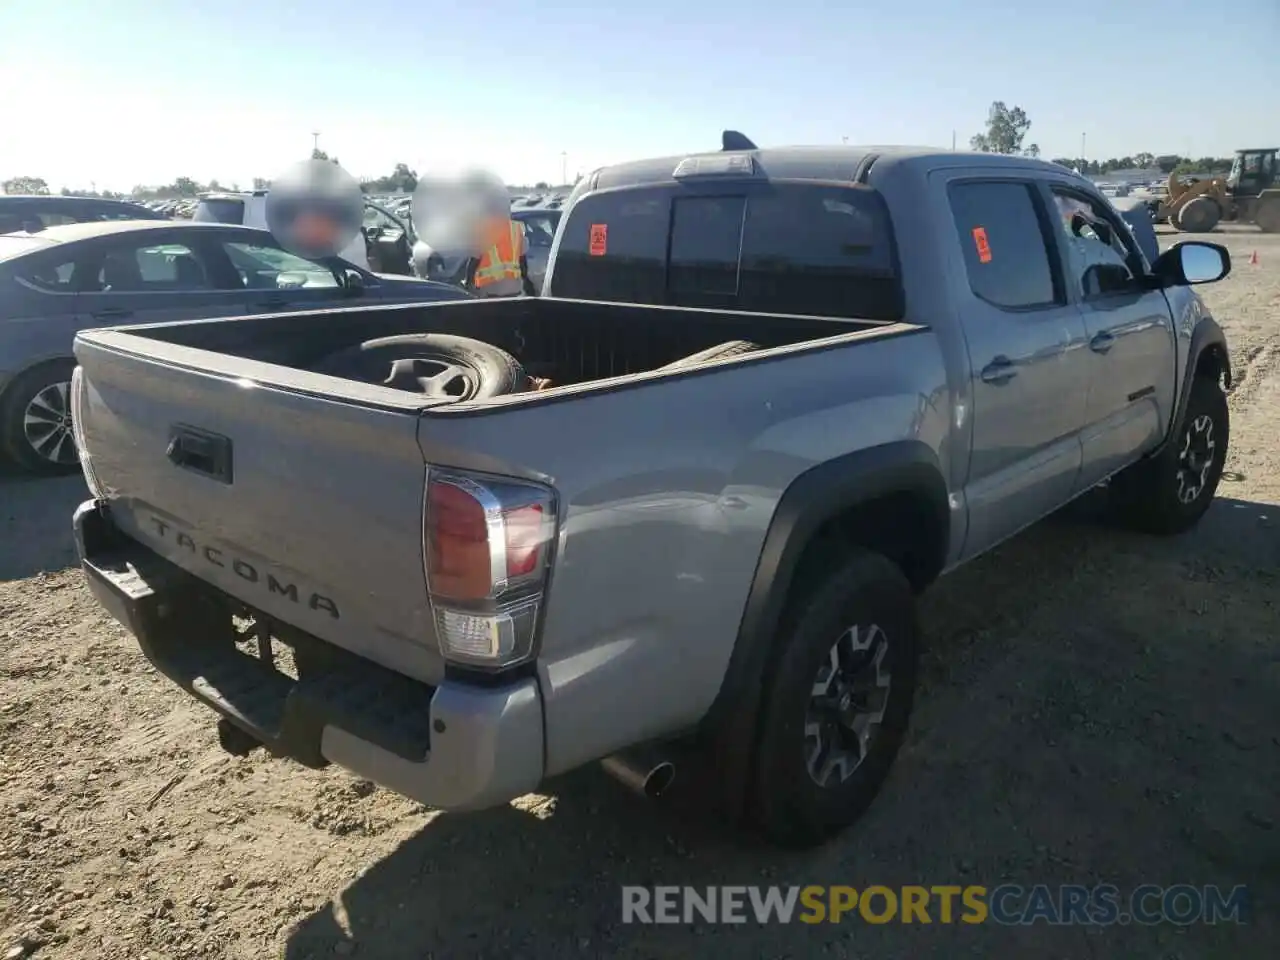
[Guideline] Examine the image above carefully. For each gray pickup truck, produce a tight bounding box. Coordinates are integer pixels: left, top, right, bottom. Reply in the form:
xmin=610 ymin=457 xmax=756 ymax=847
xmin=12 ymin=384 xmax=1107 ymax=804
xmin=71 ymin=145 xmax=1233 ymax=847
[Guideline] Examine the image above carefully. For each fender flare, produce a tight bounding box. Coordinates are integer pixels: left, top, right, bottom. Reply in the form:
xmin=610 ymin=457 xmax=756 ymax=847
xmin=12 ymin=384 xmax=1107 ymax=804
xmin=1168 ymin=316 xmax=1231 ymax=447
xmin=700 ymin=440 xmax=950 ymax=818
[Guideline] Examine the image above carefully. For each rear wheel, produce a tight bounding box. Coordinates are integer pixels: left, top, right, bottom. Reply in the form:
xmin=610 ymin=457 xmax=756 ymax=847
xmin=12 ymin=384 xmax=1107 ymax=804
xmin=0 ymin=359 xmax=81 ymax=476
xmin=749 ymin=549 xmax=919 ymax=847
xmin=1254 ymin=197 xmax=1280 ymax=234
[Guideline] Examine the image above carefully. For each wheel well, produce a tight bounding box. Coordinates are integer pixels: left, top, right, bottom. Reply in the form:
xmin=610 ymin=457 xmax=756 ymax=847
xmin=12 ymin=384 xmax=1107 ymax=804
xmin=0 ymin=357 xmax=75 ymax=408
xmin=1195 ymin=343 xmax=1231 ymax=389
xmin=787 ymin=491 xmax=945 ymax=605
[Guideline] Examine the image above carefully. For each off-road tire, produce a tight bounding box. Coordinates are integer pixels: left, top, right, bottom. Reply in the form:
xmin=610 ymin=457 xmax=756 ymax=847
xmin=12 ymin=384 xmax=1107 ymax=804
xmin=1254 ymin=197 xmax=1280 ymax=234
xmin=660 ymin=341 xmax=762 ymax=370
xmin=749 ymin=549 xmax=919 ymax=847
xmin=1175 ymin=197 xmax=1220 ymax=233
xmin=0 ymin=359 xmax=82 ymax=476
xmin=311 ymin=334 xmax=526 ymax=400
xmin=1109 ymin=374 xmax=1229 ymax=535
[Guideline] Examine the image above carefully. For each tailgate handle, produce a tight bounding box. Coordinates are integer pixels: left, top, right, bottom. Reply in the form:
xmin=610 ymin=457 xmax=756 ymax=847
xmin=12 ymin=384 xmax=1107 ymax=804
xmin=166 ymin=425 xmax=233 ymax=484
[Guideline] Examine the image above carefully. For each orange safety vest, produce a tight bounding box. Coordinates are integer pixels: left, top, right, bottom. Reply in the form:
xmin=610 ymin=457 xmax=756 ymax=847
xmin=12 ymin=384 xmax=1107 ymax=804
xmin=472 ymin=218 xmax=525 ymax=292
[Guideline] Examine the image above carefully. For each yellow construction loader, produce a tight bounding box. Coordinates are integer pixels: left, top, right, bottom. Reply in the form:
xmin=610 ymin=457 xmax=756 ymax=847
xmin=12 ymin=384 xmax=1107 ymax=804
xmin=1157 ymin=147 xmax=1280 ymax=233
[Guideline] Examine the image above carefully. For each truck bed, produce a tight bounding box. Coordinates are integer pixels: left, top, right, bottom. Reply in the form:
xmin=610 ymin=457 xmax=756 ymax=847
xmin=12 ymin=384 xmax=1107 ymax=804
xmin=100 ymin=295 xmax=913 ymax=400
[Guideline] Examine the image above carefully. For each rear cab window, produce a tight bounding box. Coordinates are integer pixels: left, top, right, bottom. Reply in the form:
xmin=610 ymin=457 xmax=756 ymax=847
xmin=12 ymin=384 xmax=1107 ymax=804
xmin=550 ymin=181 xmax=903 ymax=321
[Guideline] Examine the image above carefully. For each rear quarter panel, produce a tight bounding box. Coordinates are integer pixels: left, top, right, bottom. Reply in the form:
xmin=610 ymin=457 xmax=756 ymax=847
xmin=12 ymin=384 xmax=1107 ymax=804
xmin=416 ymin=330 xmax=951 ymax=775
xmin=0 ymin=277 xmax=83 ymax=385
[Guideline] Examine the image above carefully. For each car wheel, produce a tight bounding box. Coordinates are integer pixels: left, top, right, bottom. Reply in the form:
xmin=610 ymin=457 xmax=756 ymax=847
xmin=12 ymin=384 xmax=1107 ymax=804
xmin=311 ymin=334 xmax=527 ymax=400
xmin=748 ymin=549 xmax=919 ymax=847
xmin=660 ymin=340 xmax=762 ymax=370
xmin=1109 ymin=374 xmax=1229 ymax=535
xmin=0 ymin=359 xmax=82 ymax=476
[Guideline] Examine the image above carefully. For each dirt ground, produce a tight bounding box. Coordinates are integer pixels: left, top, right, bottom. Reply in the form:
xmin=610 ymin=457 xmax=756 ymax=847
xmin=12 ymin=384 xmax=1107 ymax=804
xmin=2 ymin=227 xmax=1277 ymax=960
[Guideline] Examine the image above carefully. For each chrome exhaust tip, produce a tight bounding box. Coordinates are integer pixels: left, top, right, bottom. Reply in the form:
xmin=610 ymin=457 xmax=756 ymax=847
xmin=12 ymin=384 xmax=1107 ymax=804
xmin=600 ymin=750 xmax=676 ymax=800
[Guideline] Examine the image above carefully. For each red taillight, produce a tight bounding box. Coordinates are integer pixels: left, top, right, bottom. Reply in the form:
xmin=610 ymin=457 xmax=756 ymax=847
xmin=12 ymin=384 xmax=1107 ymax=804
xmin=504 ymin=503 xmax=545 ymax=577
xmin=424 ymin=470 xmax=556 ymax=669
xmin=426 ymin=480 xmax=493 ymax=603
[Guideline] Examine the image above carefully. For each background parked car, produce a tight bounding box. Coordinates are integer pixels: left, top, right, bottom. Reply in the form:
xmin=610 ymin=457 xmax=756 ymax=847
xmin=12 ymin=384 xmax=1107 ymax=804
xmin=0 ymin=220 xmax=467 ymax=474
xmin=193 ymin=191 xmax=415 ymax=275
xmin=511 ymin=205 xmax=562 ymax=293
xmin=0 ymin=195 xmax=169 ymax=234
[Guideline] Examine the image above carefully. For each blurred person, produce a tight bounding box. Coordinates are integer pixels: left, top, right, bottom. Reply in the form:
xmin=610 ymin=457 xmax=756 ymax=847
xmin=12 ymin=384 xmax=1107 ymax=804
xmin=461 ymin=177 xmax=536 ymax=297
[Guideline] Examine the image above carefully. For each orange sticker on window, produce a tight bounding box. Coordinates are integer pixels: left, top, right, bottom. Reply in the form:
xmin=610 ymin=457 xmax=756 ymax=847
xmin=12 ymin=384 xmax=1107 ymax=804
xmin=972 ymin=226 xmax=992 ymax=264
xmin=589 ymin=223 xmax=608 ymax=256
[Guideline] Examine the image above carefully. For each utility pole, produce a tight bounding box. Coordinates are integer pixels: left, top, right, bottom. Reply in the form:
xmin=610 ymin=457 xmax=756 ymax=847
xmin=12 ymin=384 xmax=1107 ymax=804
xmin=841 ymin=135 xmax=849 ymax=145
xmin=1081 ymin=132 xmax=1086 ymax=171
xmin=951 ymin=130 xmax=956 ymax=150
xmin=312 ymin=131 xmax=321 ymax=154
xmin=560 ymin=151 xmax=568 ymax=185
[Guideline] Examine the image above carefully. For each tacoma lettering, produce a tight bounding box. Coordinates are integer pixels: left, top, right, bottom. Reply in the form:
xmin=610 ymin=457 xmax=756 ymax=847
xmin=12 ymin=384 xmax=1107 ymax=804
xmin=147 ymin=515 xmax=340 ymax=619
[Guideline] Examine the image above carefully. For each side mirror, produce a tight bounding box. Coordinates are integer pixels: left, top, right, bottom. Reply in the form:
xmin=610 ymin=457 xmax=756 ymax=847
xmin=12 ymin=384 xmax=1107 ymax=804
xmin=342 ymin=268 xmax=365 ymax=297
xmin=1152 ymin=241 xmax=1231 ymax=287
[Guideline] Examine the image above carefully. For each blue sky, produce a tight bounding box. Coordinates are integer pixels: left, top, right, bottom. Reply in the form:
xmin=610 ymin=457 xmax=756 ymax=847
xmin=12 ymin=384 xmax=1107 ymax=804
xmin=1 ymin=0 xmax=1274 ymax=190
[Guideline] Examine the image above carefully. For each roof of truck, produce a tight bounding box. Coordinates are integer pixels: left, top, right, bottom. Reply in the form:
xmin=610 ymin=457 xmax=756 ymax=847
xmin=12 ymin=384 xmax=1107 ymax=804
xmin=591 ymin=145 xmax=1059 ymax=191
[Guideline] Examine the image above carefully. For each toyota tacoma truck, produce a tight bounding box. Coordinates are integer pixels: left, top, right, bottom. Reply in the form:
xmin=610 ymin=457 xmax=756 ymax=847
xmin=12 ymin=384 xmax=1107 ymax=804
xmin=70 ymin=144 xmax=1233 ymax=846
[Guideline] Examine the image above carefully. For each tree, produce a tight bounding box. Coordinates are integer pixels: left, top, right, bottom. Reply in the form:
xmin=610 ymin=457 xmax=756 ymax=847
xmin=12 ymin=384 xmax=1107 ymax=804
xmin=534 ymin=181 xmax=549 ymax=190
xmin=359 ymin=163 xmax=418 ymax=194
xmin=1133 ymin=152 xmax=1155 ymax=169
xmin=252 ymin=177 xmax=272 ymax=190
xmin=171 ymin=177 xmax=201 ymax=197
xmin=389 ymin=162 xmax=416 ymax=193
xmin=969 ymin=102 xmax=1039 ymax=157
xmin=2 ymin=175 xmax=50 ymax=195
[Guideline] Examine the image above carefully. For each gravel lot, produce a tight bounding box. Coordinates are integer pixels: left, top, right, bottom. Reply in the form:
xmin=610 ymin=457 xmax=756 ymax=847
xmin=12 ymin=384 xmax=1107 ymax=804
xmin=2 ymin=228 xmax=1277 ymax=959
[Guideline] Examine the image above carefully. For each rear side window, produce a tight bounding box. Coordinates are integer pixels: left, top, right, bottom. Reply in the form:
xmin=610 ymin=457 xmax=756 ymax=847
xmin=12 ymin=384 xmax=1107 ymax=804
xmin=17 ymin=257 xmax=77 ymax=291
xmin=193 ymin=198 xmax=246 ymax=225
xmin=549 ymin=192 xmax=669 ymax=304
xmin=551 ymin=183 xmax=902 ymax=320
xmin=738 ymin=187 xmax=899 ymax=320
xmin=947 ymin=181 xmax=1061 ymax=309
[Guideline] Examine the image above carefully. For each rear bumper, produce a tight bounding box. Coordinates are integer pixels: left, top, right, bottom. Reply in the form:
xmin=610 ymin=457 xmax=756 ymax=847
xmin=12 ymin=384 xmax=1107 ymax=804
xmin=74 ymin=498 xmax=544 ymax=811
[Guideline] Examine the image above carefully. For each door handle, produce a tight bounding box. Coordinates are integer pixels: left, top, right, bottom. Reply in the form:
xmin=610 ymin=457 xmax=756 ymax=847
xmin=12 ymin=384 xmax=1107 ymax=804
xmin=91 ymin=307 xmax=133 ymax=321
xmin=1090 ymin=331 xmax=1116 ymax=354
xmin=256 ymin=297 xmax=288 ymax=309
xmin=980 ymin=356 xmax=1017 ymax=385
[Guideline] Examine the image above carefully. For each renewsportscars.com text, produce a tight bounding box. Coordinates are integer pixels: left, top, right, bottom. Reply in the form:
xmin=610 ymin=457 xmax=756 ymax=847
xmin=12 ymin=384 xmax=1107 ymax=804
xmin=621 ymin=884 xmax=1250 ymax=926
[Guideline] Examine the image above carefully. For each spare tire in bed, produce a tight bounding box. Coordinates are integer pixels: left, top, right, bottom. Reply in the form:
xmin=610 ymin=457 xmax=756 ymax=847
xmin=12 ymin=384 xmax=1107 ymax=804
xmin=660 ymin=340 xmax=762 ymax=370
xmin=311 ymin=334 xmax=527 ymax=401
